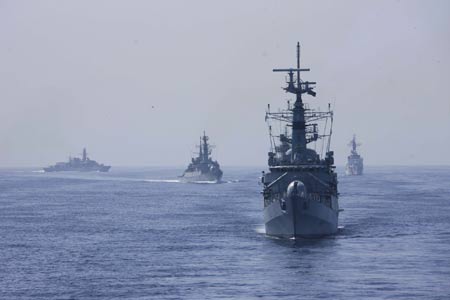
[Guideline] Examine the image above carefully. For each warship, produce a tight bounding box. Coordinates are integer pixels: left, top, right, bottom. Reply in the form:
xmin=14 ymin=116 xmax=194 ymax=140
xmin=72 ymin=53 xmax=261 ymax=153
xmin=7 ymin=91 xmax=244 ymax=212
xmin=345 ymin=135 xmax=363 ymax=175
xmin=261 ymin=43 xmax=340 ymax=239
xmin=43 ymin=148 xmax=111 ymax=172
xmin=180 ymin=132 xmax=223 ymax=182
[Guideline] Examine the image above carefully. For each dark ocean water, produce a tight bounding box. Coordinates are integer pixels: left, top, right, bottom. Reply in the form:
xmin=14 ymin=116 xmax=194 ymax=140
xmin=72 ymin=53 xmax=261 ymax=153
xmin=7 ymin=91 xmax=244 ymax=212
xmin=1 ymin=166 xmax=449 ymax=299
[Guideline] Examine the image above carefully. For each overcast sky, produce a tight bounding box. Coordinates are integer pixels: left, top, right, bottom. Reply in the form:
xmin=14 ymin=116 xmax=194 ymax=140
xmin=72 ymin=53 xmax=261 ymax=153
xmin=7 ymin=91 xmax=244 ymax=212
xmin=1 ymin=0 xmax=449 ymax=167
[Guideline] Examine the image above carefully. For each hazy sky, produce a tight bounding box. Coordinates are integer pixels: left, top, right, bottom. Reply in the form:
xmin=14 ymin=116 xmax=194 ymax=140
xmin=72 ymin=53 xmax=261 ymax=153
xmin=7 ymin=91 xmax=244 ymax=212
xmin=1 ymin=0 xmax=449 ymax=167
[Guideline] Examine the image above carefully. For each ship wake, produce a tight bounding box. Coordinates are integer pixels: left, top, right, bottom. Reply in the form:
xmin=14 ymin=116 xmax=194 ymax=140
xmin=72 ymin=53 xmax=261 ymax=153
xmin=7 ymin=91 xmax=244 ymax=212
xmin=144 ymin=179 xmax=181 ymax=183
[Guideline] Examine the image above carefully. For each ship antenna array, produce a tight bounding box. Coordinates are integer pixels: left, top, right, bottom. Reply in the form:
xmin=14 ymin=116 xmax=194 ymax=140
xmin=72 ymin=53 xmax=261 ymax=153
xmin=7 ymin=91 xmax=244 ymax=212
xmin=326 ymin=103 xmax=333 ymax=153
xmin=321 ymin=104 xmax=329 ymax=157
xmin=297 ymin=41 xmax=301 ymax=89
xmin=272 ymin=42 xmax=316 ymax=99
xmin=266 ymin=104 xmax=275 ymax=151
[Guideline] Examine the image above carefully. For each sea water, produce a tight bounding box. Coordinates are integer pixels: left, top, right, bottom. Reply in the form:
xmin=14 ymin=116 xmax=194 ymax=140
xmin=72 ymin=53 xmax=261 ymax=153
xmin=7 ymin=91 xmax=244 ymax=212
xmin=1 ymin=166 xmax=449 ymax=299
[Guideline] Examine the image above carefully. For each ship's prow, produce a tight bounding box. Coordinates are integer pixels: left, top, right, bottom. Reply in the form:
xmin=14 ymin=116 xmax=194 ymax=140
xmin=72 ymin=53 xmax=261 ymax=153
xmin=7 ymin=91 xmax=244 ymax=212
xmin=345 ymin=135 xmax=364 ymax=175
xmin=180 ymin=170 xmax=222 ymax=183
xmin=181 ymin=132 xmax=223 ymax=183
xmin=98 ymin=165 xmax=111 ymax=172
xmin=261 ymin=43 xmax=339 ymax=239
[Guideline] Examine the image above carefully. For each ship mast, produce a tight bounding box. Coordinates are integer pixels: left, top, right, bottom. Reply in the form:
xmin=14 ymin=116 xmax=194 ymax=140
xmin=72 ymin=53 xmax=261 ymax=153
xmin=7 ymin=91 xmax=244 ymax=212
xmin=352 ymin=135 xmax=356 ymax=152
xmin=199 ymin=137 xmax=203 ymax=160
xmin=273 ymin=42 xmax=316 ymax=163
xmin=349 ymin=134 xmax=361 ymax=155
xmin=202 ymin=131 xmax=209 ymax=162
xmin=82 ymin=148 xmax=87 ymax=161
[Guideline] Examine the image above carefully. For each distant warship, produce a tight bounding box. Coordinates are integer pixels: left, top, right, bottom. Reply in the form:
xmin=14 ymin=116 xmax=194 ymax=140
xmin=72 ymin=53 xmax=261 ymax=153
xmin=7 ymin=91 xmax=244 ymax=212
xmin=261 ymin=43 xmax=340 ymax=239
xmin=44 ymin=148 xmax=111 ymax=172
xmin=345 ymin=135 xmax=363 ymax=175
xmin=180 ymin=132 xmax=223 ymax=182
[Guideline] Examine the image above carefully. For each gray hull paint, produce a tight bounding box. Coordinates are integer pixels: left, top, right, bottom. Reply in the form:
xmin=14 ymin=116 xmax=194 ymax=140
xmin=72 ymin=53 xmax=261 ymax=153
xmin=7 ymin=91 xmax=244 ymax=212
xmin=345 ymin=159 xmax=363 ymax=175
xmin=44 ymin=148 xmax=111 ymax=172
xmin=180 ymin=171 xmax=222 ymax=183
xmin=262 ymin=43 xmax=339 ymax=239
xmin=264 ymin=195 xmax=338 ymax=238
xmin=43 ymin=166 xmax=111 ymax=172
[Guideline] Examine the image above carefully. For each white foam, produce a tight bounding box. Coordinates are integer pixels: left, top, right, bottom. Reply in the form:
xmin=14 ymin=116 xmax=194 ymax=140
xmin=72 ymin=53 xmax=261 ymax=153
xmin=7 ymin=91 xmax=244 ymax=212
xmin=144 ymin=179 xmax=181 ymax=183
xmin=190 ymin=180 xmax=218 ymax=184
xmin=255 ymin=225 xmax=266 ymax=234
xmin=226 ymin=179 xmax=240 ymax=183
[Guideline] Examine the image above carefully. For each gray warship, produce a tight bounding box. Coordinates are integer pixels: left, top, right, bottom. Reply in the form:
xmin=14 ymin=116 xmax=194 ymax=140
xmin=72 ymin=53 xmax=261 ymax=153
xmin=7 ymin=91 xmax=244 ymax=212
xmin=43 ymin=148 xmax=111 ymax=172
xmin=261 ymin=43 xmax=340 ymax=239
xmin=180 ymin=132 xmax=223 ymax=182
xmin=345 ymin=135 xmax=363 ymax=175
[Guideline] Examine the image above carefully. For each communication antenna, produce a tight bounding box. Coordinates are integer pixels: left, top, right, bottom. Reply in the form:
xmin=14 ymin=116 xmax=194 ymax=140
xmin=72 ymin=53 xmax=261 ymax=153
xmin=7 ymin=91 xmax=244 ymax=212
xmin=268 ymin=125 xmax=275 ymax=151
xmin=326 ymin=103 xmax=333 ymax=153
xmin=321 ymin=104 xmax=329 ymax=157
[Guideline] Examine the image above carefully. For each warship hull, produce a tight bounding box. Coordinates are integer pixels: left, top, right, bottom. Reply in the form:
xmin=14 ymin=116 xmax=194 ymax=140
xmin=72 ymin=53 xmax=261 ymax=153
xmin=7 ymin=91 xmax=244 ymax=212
xmin=180 ymin=171 xmax=222 ymax=183
xmin=264 ymin=194 xmax=338 ymax=239
xmin=346 ymin=136 xmax=363 ymax=175
xmin=44 ymin=148 xmax=111 ymax=173
xmin=44 ymin=166 xmax=111 ymax=172
xmin=181 ymin=132 xmax=223 ymax=183
xmin=345 ymin=158 xmax=363 ymax=176
xmin=261 ymin=42 xmax=339 ymax=239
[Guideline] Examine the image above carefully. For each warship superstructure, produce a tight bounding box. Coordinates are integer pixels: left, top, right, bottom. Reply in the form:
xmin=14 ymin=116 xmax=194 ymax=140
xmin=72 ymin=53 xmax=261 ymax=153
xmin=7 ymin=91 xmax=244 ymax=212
xmin=261 ymin=43 xmax=339 ymax=239
xmin=345 ymin=135 xmax=363 ymax=175
xmin=44 ymin=148 xmax=111 ymax=172
xmin=181 ymin=132 xmax=223 ymax=182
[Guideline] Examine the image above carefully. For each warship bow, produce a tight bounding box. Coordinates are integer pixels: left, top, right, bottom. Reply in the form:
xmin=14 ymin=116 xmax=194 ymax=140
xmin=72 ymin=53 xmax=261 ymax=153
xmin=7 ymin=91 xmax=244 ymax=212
xmin=345 ymin=135 xmax=364 ymax=175
xmin=261 ymin=43 xmax=339 ymax=238
xmin=181 ymin=132 xmax=223 ymax=182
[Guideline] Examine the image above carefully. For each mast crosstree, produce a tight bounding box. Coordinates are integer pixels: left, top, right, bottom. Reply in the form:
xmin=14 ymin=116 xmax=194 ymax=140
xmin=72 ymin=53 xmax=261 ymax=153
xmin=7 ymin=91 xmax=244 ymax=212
xmin=269 ymin=42 xmax=332 ymax=164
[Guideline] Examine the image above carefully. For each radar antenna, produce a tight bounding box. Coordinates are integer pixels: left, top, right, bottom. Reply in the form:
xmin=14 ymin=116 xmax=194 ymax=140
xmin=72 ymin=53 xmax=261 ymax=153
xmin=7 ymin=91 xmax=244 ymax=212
xmin=272 ymin=42 xmax=316 ymax=162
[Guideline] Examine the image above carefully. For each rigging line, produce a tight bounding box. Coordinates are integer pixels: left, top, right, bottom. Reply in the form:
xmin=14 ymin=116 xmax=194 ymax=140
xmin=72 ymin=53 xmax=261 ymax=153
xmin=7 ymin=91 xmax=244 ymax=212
xmin=268 ymin=125 xmax=274 ymax=152
xmin=327 ymin=102 xmax=334 ymax=153
xmin=321 ymin=109 xmax=329 ymax=158
xmin=265 ymin=172 xmax=288 ymax=190
xmin=279 ymin=117 xmax=282 ymax=138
